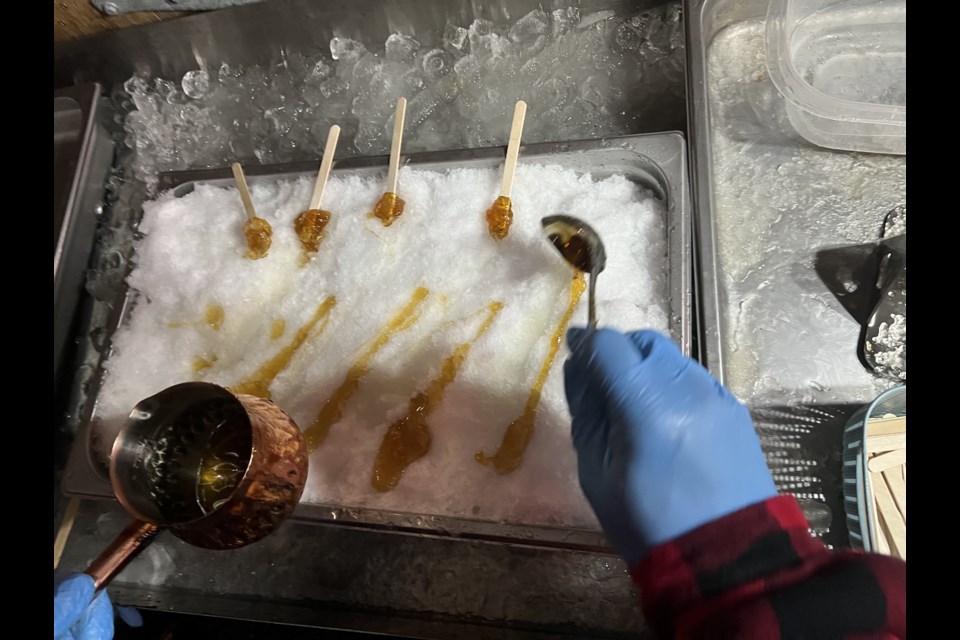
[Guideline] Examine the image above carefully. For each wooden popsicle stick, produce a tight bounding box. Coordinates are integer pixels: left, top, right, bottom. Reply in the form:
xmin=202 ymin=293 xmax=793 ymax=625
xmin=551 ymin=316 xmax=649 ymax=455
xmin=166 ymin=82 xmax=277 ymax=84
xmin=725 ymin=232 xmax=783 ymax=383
xmin=54 ymin=496 xmax=80 ymax=570
xmin=499 ymin=100 xmax=527 ymax=198
xmin=872 ymin=505 xmax=890 ymax=555
xmin=866 ymin=416 xmax=906 ymax=436
xmin=876 ymin=510 xmax=899 ymax=559
xmin=883 ymin=467 xmax=906 ymax=520
xmin=386 ymin=97 xmax=407 ymax=195
xmin=866 ymin=433 xmax=906 ymax=454
xmin=868 ymin=449 xmax=906 ymax=472
xmin=872 ymin=471 xmax=906 ymax=558
xmin=231 ymin=163 xmax=258 ymax=220
xmin=309 ymin=125 xmax=341 ymax=210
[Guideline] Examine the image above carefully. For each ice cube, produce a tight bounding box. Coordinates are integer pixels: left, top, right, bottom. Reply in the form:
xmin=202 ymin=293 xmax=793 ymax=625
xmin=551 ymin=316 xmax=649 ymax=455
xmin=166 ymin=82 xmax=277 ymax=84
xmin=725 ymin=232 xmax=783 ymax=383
xmin=407 ymin=75 xmax=460 ymax=129
xmin=577 ymin=10 xmax=615 ymax=30
xmin=302 ymin=84 xmax=324 ymax=108
xmin=508 ymin=9 xmax=549 ymax=43
xmin=469 ymin=31 xmax=508 ymax=59
xmin=404 ymin=68 xmax=427 ymax=92
xmin=154 ymin=78 xmax=181 ymax=104
xmin=319 ymin=77 xmax=350 ymax=98
xmin=249 ymin=115 xmax=276 ymax=140
xmin=666 ymin=3 xmax=682 ymax=25
xmin=181 ymin=69 xmax=211 ymax=99
xmin=627 ymin=12 xmax=653 ymax=37
xmin=453 ymin=55 xmax=481 ymax=81
xmin=132 ymin=91 xmax=160 ymax=115
xmin=354 ymin=121 xmax=386 ymax=154
xmin=579 ymin=75 xmax=607 ymax=108
xmin=643 ymin=13 xmax=670 ymax=56
xmin=106 ymin=0 xmax=687 ymax=188
xmin=483 ymin=52 xmax=520 ymax=81
xmin=469 ymin=18 xmax=494 ymax=37
xmin=352 ymin=53 xmax=382 ymax=84
xmin=477 ymin=87 xmax=504 ymax=115
xmin=372 ymin=62 xmax=409 ymax=101
xmin=238 ymin=66 xmax=268 ymax=97
xmin=385 ymin=33 xmax=420 ymax=63
xmin=218 ymin=62 xmax=243 ymax=84
xmin=520 ymin=35 xmax=548 ymax=61
xmin=271 ymin=66 xmax=297 ymax=100
xmin=123 ymin=74 xmax=150 ymax=97
xmin=443 ymin=24 xmax=469 ymax=54
xmin=330 ymin=37 xmax=366 ymax=63
xmin=666 ymin=4 xmax=684 ymax=50
xmin=421 ymin=48 xmax=453 ymax=80
xmin=611 ymin=22 xmax=642 ymax=53
xmin=306 ymin=58 xmax=332 ymax=85
xmin=539 ymin=77 xmax=573 ymax=110
xmin=123 ymin=111 xmax=148 ymax=139
xmin=551 ymin=7 xmax=580 ymax=37
xmin=520 ymin=56 xmax=546 ymax=80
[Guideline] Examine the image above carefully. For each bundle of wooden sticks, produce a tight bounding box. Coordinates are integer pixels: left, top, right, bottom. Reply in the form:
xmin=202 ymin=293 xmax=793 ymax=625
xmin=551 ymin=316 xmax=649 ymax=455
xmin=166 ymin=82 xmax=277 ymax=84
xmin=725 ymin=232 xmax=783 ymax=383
xmin=866 ymin=414 xmax=906 ymax=560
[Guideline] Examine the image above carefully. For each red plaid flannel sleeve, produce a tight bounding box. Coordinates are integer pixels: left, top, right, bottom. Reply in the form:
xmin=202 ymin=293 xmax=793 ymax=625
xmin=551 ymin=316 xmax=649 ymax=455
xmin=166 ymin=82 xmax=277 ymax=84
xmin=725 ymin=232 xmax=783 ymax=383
xmin=632 ymin=495 xmax=906 ymax=639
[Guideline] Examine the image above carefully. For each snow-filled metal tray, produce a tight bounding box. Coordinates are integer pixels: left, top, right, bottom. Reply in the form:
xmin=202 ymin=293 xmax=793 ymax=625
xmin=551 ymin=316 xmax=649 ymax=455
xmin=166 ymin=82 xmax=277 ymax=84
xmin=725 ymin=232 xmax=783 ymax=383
xmin=62 ymin=132 xmax=690 ymax=551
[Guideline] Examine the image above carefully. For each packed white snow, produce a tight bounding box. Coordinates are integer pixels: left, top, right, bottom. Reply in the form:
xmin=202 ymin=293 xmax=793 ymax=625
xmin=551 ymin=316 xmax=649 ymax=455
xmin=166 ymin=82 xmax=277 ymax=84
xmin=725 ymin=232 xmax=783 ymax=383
xmin=94 ymin=163 xmax=669 ymax=530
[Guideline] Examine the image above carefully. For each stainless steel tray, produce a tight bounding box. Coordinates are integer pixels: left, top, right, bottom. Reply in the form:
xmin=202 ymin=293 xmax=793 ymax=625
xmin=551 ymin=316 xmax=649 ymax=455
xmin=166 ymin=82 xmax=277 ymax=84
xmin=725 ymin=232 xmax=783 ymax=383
xmin=686 ymin=0 xmax=905 ymax=401
xmin=685 ymin=0 xmax=906 ymax=545
xmin=63 ymin=132 xmax=690 ymax=551
xmin=54 ymin=83 xmax=114 ymax=380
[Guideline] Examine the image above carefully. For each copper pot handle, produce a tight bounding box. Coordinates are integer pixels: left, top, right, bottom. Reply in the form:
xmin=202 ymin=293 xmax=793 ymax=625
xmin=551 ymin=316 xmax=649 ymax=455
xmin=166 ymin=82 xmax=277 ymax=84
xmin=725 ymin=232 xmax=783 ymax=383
xmin=84 ymin=520 xmax=161 ymax=591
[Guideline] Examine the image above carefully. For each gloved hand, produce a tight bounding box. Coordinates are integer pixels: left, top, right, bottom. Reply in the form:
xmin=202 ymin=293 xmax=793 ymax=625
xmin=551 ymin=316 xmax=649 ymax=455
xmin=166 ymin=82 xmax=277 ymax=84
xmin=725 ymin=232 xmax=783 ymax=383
xmin=564 ymin=328 xmax=777 ymax=567
xmin=54 ymin=574 xmax=142 ymax=640
xmin=54 ymin=574 xmax=113 ymax=640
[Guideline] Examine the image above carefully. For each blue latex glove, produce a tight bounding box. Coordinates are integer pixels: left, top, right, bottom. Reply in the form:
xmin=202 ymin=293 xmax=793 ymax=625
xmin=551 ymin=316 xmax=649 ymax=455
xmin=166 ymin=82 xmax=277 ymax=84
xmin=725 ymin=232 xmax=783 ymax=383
xmin=54 ymin=574 xmax=142 ymax=640
xmin=564 ymin=328 xmax=777 ymax=567
xmin=54 ymin=574 xmax=113 ymax=640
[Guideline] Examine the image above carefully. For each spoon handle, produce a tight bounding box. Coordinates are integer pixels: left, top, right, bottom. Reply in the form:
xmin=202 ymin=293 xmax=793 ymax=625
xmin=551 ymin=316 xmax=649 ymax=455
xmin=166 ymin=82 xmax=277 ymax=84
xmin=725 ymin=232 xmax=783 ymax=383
xmin=588 ymin=269 xmax=599 ymax=328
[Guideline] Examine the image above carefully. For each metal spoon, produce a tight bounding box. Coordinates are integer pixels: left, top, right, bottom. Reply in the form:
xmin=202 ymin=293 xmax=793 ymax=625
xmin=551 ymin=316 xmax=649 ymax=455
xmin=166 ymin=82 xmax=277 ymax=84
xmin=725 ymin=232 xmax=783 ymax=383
xmin=541 ymin=214 xmax=607 ymax=327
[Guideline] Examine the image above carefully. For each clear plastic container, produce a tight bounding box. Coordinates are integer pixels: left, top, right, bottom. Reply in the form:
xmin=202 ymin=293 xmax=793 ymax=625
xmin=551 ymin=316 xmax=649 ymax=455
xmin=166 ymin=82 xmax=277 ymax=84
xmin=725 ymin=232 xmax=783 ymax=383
xmin=766 ymin=0 xmax=906 ymax=155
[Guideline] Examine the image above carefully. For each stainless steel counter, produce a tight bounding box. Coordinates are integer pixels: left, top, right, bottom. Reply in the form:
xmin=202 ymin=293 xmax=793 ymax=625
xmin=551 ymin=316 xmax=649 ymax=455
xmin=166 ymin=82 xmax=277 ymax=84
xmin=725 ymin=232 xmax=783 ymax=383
xmin=685 ymin=0 xmax=906 ymax=546
xmin=687 ymin=0 xmax=905 ymax=400
xmin=54 ymin=0 xmax=684 ymax=636
xmin=54 ymin=0 xmax=904 ymax=633
xmin=58 ymin=498 xmax=653 ymax=638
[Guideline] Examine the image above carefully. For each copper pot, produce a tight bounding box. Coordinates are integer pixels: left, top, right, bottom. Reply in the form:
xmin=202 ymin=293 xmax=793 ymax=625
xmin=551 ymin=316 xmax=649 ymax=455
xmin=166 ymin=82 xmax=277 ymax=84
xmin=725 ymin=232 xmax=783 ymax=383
xmin=85 ymin=382 xmax=308 ymax=590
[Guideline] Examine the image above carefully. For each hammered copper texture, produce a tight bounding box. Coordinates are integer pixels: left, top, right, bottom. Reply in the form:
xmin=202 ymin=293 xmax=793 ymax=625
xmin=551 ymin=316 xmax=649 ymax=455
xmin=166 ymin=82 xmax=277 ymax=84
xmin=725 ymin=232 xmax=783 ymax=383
xmin=171 ymin=393 xmax=308 ymax=549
